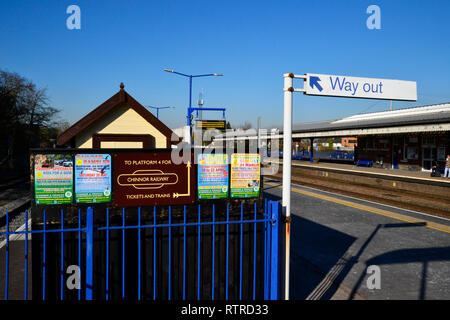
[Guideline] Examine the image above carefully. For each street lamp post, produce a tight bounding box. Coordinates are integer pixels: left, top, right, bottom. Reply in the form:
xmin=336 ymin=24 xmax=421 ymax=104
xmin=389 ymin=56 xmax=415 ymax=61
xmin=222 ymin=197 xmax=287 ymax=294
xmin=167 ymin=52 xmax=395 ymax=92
xmin=164 ymin=68 xmax=223 ymax=144
xmin=147 ymin=105 xmax=175 ymax=119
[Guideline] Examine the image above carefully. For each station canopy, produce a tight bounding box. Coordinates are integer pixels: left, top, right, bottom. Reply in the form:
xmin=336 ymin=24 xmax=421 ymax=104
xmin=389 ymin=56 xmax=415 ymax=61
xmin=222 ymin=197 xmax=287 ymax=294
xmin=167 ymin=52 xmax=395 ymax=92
xmin=213 ymin=102 xmax=450 ymax=142
xmin=289 ymin=102 xmax=450 ymax=138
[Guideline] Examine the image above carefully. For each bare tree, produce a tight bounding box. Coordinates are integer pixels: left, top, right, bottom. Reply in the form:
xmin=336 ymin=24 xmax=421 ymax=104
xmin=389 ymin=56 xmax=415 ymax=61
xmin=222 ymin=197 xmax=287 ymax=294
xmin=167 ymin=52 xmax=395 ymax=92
xmin=236 ymin=121 xmax=252 ymax=130
xmin=0 ymin=70 xmax=61 ymax=170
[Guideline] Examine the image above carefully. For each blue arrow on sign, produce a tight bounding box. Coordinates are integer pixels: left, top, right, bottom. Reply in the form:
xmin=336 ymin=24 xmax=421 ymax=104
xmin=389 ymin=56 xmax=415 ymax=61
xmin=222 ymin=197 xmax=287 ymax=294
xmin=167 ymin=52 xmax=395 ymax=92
xmin=310 ymin=76 xmax=323 ymax=92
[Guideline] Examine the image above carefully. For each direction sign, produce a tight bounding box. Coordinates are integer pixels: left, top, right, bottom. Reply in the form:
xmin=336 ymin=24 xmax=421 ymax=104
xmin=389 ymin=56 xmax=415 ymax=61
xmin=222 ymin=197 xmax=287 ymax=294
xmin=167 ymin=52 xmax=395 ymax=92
xmin=305 ymin=73 xmax=417 ymax=101
xmin=283 ymin=71 xmax=418 ymax=300
xmin=113 ymin=152 xmax=195 ymax=207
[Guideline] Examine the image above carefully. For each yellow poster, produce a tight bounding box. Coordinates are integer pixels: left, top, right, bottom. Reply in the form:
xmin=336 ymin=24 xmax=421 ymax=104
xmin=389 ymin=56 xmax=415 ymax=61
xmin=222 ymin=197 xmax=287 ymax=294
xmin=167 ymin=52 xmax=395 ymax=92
xmin=230 ymin=153 xmax=260 ymax=198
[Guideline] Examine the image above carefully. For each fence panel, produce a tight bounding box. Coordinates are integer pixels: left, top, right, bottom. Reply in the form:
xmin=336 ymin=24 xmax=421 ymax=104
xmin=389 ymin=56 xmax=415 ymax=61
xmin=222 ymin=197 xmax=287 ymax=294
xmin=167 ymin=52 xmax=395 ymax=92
xmin=1 ymin=200 xmax=280 ymax=300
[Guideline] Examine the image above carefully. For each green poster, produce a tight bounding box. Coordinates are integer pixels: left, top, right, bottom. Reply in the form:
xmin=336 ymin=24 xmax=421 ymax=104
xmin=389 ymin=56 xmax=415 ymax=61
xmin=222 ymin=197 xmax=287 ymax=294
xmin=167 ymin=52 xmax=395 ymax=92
xmin=34 ymin=154 xmax=73 ymax=204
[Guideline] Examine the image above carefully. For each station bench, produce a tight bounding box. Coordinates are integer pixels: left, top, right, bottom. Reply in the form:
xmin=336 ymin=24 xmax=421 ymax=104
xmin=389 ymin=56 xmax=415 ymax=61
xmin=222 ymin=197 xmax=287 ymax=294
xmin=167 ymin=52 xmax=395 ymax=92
xmin=355 ymin=160 xmax=373 ymax=167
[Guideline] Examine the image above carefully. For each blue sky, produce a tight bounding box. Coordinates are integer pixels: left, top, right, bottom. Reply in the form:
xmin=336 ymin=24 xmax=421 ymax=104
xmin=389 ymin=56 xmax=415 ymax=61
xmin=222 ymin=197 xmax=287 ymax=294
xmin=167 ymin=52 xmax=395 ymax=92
xmin=1 ymin=0 xmax=449 ymax=129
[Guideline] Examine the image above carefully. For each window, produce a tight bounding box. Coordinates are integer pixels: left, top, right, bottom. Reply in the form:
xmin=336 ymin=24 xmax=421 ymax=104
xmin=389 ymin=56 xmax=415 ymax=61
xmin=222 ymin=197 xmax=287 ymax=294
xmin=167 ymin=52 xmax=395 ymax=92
xmin=408 ymin=136 xmax=418 ymax=144
xmin=407 ymin=146 xmax=418 ymax=160
xmin=422 ymin=136 xmax=435 ymax=146
xmin=377 ymin=139 xmax=389 ymax=150
xmin=437 ymin=146 xmax=445 ymax=161
xmin=365 ymin=137 xmax=375 ymax=149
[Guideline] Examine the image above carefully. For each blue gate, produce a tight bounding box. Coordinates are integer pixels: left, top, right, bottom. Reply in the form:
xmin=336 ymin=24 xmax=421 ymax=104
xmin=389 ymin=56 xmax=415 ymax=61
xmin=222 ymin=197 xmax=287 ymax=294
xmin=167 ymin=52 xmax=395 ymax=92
xmin=1 ymin=200 xmax=280 ymax=300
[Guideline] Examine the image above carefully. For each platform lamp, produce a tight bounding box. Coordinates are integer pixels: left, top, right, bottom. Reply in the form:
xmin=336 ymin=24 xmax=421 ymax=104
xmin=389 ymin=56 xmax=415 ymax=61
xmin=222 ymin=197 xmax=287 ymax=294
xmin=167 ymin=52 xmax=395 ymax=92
xmin=163 ymin=68 xmax=223 ymax=144
xmin=146 ymin=105 xmax=175 ymax=119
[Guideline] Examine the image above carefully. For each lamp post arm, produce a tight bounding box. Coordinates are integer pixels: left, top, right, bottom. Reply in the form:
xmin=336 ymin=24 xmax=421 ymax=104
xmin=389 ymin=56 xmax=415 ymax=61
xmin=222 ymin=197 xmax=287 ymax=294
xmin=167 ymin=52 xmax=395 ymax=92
xmin=192 ymin=73 xmax=217 ymax=78
xmin=169 ymin=71 xmax=191 ymax=77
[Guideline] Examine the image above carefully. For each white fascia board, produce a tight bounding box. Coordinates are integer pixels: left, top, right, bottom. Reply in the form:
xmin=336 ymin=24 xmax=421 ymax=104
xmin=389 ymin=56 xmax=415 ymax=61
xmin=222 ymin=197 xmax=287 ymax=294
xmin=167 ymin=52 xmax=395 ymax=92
xmin=291 ymin=123 xmax=450 ymax=138
xmin=212 ymin=123 xmax=450 ymax=142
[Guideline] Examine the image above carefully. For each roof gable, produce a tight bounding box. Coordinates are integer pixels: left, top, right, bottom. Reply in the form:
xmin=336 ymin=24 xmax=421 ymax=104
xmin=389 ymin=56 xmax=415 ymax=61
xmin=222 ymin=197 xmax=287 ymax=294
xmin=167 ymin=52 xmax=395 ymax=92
xmin=57 ymin=83 xmax=180 ymax=146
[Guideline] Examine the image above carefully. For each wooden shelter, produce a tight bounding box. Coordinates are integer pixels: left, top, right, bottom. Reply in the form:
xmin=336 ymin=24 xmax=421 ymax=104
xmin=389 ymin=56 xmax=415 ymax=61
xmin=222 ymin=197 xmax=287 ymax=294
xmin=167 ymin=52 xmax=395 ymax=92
xmin=57 ymin=83 xmax=180 ymax=149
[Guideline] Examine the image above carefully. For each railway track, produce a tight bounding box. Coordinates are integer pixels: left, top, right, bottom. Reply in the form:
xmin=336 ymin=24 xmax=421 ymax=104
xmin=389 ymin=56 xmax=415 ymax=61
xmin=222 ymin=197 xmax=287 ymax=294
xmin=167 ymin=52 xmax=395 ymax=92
xmin=0 ymin=175 xmax=31 ymax=240
xmin=0 ymin=173 xmax=28 ymax=191
xmin=267 ymin=170 xmax=450 ymax=220
xmin=0 ymin=208 xmax=30 ymax=241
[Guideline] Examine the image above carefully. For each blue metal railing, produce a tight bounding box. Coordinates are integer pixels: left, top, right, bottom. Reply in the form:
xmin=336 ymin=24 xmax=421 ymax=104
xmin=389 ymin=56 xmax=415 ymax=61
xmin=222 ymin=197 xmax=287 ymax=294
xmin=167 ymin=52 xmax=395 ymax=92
xmin=1 ymin=200 xmax=280 ymax=300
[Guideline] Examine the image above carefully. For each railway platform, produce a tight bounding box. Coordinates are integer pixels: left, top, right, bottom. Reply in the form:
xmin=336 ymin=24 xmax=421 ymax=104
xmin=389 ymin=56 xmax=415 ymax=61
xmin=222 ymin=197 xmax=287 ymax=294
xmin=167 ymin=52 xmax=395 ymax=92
xmin=267 ymin=159 xmax=450 ymax=219
xmin=291 ymin=160 xmax=450 ymax=186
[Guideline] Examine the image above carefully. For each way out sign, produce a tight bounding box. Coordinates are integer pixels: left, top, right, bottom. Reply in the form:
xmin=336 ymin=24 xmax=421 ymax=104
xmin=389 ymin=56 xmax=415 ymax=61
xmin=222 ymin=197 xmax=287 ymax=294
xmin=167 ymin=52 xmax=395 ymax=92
xmin=305 ymin=73 xmax=417 ymax=101
xmin=282 ymin=71 xmax=417 ymax=300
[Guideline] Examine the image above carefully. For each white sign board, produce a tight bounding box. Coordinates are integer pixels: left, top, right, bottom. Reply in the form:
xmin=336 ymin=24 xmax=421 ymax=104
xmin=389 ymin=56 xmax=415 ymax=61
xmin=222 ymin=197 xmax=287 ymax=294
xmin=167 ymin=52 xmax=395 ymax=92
xmin=305 ymin=73 xmax=417 ymax=101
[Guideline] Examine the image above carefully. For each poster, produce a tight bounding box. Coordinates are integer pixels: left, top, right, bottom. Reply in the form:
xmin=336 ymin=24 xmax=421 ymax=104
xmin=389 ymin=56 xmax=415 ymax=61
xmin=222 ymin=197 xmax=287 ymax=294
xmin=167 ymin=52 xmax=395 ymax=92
xmin=34 ymin=154 xmax=73 ymax=204
xmin=198 ymin=153 xmax=229 ymax=200
xmin=113 ymin=152 xmax=195 ymax=207
xmin=230 ymin=153 xmax=260 ymax=198
xmin=75 ymin=154 xmax=112 ymax=203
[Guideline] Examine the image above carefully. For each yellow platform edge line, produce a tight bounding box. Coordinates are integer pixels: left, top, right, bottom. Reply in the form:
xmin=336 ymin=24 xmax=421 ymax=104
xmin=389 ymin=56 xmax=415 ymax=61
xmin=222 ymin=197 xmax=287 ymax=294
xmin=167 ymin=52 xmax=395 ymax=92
xmin=265 ymin=181 xmax=450 ymax=234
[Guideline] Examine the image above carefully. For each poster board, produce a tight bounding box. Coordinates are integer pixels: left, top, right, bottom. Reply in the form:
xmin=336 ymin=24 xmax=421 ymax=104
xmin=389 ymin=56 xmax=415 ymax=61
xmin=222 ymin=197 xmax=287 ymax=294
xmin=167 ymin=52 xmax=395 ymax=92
xmin=75 ymin=154 xmax=112 ymax=203
xmin=198 ymin=153 xmax=229 ymax=200
xmin=230 ymin=153 xmax=260 ymax=198
xmin=34 ymin=153 xmax=73 ymax=204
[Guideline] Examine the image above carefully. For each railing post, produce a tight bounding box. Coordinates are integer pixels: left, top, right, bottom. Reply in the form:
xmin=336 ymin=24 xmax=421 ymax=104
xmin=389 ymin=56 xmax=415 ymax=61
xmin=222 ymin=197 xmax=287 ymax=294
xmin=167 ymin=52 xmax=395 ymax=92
xmin=5 ymin=212 xmax=9 ymax=300
xmin=264 ymin=200 xmax=268 ymax=300
xmin=86 ymin=207 xmax=94 ymax=300
xmin=269 ymin=201 xmax=280 ymax=300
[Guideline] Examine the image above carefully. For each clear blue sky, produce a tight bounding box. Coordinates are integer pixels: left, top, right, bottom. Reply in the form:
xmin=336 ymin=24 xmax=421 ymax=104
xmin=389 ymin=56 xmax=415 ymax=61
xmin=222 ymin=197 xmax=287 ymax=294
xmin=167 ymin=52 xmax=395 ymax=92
xmin=1 ymin=0 xmax=449 ymax=129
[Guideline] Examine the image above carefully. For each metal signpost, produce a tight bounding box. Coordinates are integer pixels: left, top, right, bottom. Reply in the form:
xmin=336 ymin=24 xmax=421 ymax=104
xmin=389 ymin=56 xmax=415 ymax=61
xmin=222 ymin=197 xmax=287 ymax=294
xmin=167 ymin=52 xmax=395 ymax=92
xmin=282 ymin=72 xmax=417 ymax=300
xmin=191 ymin=107 xmax=227 ymax=145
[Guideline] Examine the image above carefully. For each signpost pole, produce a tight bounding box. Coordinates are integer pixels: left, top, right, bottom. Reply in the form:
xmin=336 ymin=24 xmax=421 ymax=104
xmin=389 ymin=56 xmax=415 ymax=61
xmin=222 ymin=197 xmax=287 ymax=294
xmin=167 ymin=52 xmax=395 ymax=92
xmin=282 ymin=73 xmax=293 ymax=300
xmin=280 ymin=71 xmax=416 ymax=301
xmin=86 ymin=206 xmax=94 ymax=300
